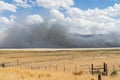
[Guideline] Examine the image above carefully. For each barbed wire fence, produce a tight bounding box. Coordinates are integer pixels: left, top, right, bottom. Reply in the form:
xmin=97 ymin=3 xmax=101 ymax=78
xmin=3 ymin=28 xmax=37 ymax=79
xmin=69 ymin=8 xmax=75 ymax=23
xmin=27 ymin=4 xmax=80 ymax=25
xmin=1 ymin=58 xmax=120 ymax=75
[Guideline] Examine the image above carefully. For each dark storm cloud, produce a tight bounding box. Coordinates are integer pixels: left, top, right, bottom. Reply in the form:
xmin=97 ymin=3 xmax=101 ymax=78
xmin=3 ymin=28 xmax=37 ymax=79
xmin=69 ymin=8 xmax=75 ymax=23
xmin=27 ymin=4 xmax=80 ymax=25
xmin=0 ymin=19 xmax=120 ymax=48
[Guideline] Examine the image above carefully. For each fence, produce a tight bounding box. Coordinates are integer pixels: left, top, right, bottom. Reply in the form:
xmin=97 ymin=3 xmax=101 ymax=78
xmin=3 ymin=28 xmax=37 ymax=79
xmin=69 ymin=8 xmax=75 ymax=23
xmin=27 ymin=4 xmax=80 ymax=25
xmin=1 ymin=60 xmax=120 ymax=75
xmin=91 ymin=63 xmax=108 ymax=76
xmin=0 ymin=62 xmax=90 ymax=73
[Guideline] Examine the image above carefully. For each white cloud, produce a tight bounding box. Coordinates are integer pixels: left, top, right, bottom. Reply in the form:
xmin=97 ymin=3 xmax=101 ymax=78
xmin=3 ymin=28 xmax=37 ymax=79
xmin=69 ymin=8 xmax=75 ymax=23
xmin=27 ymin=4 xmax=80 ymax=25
xmin=50 ymin=9 xmax=65 ymax=22
xmin=36 ymin=0 xmax=74 ymax=9
xmin=32 ymin=3 xmax=120 ymax=35
xmin=13 ymin=0 xmax=31 ymax=8
xmin=26 ymin=15 xmax=44 ymax=24
xmin=0 ymin=16 xmax=15 ymax=25
xmin=0 ymin=16 xmax=15 ymax=34
xmin=0 ymin=1 xmax=17 ymax=12
xmin=106 ymin=3 xmax=120 ymax=17
xmin=0 ymin=17 xmax=10 ymax=24
xmin=1 ymin=1 xmax=120 ymax=48
xmin=63 ymin=3 xmax=120 ymax=34
xmin=1 ymin=0 xmax=120 ymax=35
xmin=10 ymin=15 xmax=16 ymax=20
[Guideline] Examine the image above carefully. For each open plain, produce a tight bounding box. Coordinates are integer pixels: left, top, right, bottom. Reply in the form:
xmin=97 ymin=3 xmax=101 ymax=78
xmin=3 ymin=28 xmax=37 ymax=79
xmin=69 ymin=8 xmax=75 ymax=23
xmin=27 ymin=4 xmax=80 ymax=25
xmin=0 ymin=48 xmax=120 ymax=80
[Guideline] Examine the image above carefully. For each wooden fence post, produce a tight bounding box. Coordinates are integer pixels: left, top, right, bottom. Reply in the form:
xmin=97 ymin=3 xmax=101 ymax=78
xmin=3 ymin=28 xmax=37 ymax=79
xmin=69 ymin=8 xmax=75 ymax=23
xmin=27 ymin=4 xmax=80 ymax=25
xmin=31 ymin=65 xmax=33 ymax=70
xmin=98 ymin=74 xmax=101 ymax=80
xmin=56 ymin=65 xmax=58 ymax=71
xmin=38 ymin=66 xmax=39 ymax=69
xmin=113 ymin=65 xmax=115 ymax=71
xmin=75 ymin=65 xmax=77 ymax=72
xmin=89 ymin=67 xmax=91 ymax=73
xmin=103 ymin=63 xmax=106 ymax=72
xmin=45 ymin=65 xmax=47 ymax=70
xmin=91 ymin=64 xmax=93 ymax=75
xmin=49 ymin=64 xmax=51 ymax=71
xmin=17 ymin=58 xmax=19 ymax=66
xmin=2 ymin=63 xmax=5 ymax=68
xmin=106 ymin=64 xmax=108 ymax=75
xmin=64 ymin=65 xmax=65 ymax=72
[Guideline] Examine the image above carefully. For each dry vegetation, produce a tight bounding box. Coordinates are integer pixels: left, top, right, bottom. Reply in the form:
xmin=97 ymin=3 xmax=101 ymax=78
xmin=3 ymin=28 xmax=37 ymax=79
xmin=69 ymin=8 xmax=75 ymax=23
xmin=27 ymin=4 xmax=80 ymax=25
xmin=0 ymin=49 xmax=120 ymax=80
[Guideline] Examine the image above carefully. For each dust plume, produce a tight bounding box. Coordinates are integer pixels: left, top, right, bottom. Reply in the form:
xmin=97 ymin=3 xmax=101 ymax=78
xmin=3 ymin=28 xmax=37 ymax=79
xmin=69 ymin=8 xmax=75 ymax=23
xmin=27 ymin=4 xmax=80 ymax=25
xmin=0 ymin=16 xmax=120 ymax=48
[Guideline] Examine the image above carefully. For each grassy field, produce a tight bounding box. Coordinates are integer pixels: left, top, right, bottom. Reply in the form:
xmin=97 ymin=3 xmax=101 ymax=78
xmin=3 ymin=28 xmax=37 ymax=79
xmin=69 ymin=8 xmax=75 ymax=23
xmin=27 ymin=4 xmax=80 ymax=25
xmin=0 ymin=49 xmax=120 ymax=80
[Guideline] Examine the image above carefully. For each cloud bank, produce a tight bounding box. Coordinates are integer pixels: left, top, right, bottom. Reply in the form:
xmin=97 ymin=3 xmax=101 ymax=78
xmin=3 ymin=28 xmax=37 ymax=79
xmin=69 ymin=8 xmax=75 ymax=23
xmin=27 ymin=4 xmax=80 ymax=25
xmin=0 ymin=0 xmax=120 ymax=48
xmin=0 ymin=1 xmax=17 ymax=12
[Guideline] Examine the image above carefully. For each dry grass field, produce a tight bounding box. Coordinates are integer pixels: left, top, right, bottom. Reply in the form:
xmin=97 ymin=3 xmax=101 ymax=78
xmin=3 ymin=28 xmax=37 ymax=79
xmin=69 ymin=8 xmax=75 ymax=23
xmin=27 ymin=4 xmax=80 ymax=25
xmin=0 ymin=49 xmax=120 ymax=80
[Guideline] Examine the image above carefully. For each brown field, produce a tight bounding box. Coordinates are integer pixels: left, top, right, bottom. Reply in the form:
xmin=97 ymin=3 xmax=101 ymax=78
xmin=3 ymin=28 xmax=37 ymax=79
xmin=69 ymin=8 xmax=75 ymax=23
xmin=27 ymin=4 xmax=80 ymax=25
xmin=0 ymin=49 xmax=120 ymax=80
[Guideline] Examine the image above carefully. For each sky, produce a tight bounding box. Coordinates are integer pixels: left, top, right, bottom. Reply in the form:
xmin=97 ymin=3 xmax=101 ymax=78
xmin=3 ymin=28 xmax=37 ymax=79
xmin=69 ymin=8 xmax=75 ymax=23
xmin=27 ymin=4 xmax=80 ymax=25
xmin=1 ymin=0 xmax=120 ymax=48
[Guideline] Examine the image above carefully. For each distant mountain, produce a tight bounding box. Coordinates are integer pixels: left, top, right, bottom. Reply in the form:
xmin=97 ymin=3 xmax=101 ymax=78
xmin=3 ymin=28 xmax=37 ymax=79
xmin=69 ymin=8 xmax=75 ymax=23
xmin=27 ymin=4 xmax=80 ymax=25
xmin=72 ymin=33 xmax=105 ymax=38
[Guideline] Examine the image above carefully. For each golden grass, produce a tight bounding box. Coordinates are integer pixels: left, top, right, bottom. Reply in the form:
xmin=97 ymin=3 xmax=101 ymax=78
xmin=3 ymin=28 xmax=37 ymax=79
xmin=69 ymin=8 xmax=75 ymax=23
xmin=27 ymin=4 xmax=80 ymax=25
xmin=0 ymin=67 xmax=120 ymax=80
xmin=0 ymin=49 xmax=120 ymax=80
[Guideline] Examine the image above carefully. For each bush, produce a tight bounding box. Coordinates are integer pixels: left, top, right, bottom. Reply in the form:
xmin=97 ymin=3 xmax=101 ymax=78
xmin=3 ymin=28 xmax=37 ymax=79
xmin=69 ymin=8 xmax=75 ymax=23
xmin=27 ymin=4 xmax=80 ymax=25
xmin=73 ymin=71 xmax=83 ymax=76
xmin=93 ymin=70 xmax=100 ymax=75
xmin=110 ymin=70 xmax=117 ymax=76
xmin=91 ymin=78 xmax=94 ymax=80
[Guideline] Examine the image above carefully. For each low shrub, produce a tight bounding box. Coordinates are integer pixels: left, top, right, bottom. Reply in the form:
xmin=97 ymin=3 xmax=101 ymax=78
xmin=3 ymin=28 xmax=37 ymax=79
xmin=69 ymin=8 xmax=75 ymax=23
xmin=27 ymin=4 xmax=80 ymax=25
xmin=73 ymin=71 xmax=83 ymax=76
xmin=90 ymin=78 xmax=94 ymax=80
xmin=110 ymin=70 xmax=117 ymax=76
